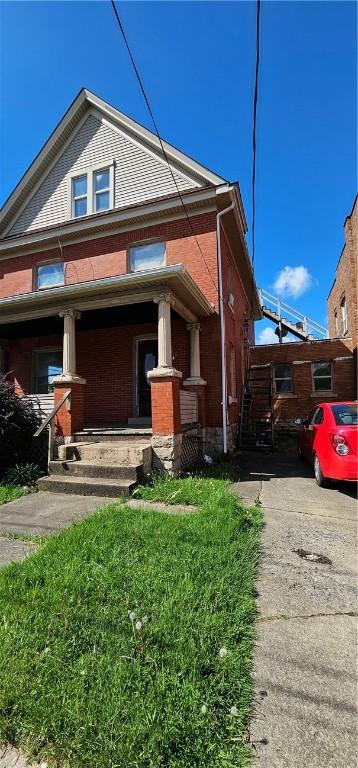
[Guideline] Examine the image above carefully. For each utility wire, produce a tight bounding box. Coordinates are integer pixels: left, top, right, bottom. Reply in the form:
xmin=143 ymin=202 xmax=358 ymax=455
xmin=110 ymin=0 xmax=220 ymax=297
xmin=251 ymin=0 xmax=261 ymax=273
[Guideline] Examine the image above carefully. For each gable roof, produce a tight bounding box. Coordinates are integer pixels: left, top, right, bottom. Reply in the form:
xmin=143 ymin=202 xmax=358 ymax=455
xmin=0 ymin=88 xmax=226 ymax=236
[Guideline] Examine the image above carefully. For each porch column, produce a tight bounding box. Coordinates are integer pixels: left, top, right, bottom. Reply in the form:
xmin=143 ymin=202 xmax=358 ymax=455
xmin=183 ymin=322 xmax=207 ymax=429
xmin=184 ymin=323 xmax=207 ymax=386
xmin=53 ymin=308 xmax=86 ymax=440
xmin=148 ymin=292 xmax=182 ymax=474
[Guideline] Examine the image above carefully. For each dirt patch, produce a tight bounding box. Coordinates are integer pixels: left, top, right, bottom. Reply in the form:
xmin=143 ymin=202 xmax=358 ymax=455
xmin=293 ymin=548 xmax=332 ymax=565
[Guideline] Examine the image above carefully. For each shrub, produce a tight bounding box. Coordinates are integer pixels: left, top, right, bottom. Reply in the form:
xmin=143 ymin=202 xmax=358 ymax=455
xmin=0 ymin=375 xmax=40 ymax=472
xmin=2 ymin=462 xmax=42 ymax=487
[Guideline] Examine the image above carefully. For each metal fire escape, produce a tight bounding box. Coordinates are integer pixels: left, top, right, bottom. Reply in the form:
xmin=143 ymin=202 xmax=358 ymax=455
xmin=258 ymin=288 xmax=328 ymax=342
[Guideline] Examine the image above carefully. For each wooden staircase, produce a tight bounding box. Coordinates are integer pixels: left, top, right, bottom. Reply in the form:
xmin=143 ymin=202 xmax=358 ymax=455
xmin=239 ymin=364 xmax=274 ymax=450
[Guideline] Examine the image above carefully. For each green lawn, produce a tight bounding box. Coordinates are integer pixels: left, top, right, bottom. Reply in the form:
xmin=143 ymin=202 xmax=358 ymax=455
xmin=0 ymin=475 xmax=261 ymax=768
xmin=0 ymin=485 xmax=31 ymax=505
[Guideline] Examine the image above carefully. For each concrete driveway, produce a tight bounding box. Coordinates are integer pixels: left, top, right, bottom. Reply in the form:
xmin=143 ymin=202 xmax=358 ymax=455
xmin=236 ymin=452 xmax=357 ymax=768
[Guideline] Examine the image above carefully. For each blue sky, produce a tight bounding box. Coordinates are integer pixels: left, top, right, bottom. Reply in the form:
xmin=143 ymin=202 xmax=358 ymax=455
xmin=0 ymin=1 xmax=356 ymax=342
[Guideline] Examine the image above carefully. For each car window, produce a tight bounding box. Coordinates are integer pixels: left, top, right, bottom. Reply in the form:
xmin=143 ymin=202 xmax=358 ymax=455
xmin=330 ymin=403 xmax=358 ymax=426
xmin=308 ymin=408 xmax=319 ymax=425
xmin=312 ymin=407 xmax=324 ymax=425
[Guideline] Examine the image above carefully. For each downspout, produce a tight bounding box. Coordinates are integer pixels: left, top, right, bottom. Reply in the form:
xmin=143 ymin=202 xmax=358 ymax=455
xmin=216 ymin=201 xmax=235 ymax=454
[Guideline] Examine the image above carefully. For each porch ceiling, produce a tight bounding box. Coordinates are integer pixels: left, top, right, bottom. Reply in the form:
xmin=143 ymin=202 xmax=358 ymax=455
xmin=0 ymin=264 xmax=214 ymax=327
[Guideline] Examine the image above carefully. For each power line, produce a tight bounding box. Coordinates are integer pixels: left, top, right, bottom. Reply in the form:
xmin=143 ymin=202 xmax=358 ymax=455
xmin=251 ymin=0 xmax=261 ymax=272
xmin=110 ymin=0 xmax=220 ymax=297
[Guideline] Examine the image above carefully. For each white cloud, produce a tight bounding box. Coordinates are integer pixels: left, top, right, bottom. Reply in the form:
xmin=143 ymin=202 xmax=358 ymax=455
xmin=273 ymin=265 xmax=313 ymax=299
xmin=256 ymin=326 xmax=279 ymax=345
xmin=256 ymin=326 xmax=294 ymax=345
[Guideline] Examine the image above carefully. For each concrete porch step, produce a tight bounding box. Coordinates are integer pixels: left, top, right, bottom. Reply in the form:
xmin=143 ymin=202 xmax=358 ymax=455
xmin=74 ymin=429 xmax=152 ymax=443
xmin=38 ymin=474 xmax=136 ymax=498
xmin=58 ymin=441 xmax=152 ymax=473
xmin=49 ymin=460 xmax=144 ymax=481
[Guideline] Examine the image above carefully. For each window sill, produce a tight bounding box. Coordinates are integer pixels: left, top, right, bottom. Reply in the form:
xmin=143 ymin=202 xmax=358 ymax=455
xmin=311 ymin=391 xmax=336 ymax=397
xmin=274 ymin=393 xmax=297 ymax=399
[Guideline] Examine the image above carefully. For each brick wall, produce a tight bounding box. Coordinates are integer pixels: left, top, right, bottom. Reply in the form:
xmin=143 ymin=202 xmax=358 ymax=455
xmin=251 ymin=337 xmax=355 ymax=426
xmin=327 ymin=196 xmax=357 ymax=351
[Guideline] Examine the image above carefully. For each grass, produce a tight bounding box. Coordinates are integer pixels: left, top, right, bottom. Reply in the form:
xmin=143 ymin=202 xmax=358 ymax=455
xmin=0 ymin=485 xmax=32 ymax=505
xmin=0 ymin=474 xmax=261 ymax=768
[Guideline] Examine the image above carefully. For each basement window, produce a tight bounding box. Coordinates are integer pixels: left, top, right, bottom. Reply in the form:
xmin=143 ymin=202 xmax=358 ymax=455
xmin=130 ymin=241 xmax=166 ymax=272
xmin=36 ymin=261 xmax=64 ymax=290
xmin=273 ymin=363 xmax=293 ymax=393
xmin=312 ymin=361 xmax=333 ymax=392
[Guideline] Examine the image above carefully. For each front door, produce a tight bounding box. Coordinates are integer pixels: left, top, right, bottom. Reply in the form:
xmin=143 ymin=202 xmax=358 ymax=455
xmin=137 ymin=339 xmax=158 ymax=417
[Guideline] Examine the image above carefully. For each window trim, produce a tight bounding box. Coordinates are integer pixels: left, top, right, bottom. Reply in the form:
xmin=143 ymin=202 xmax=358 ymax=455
xmin=340 ymin=296 xmax=348 ymax=335
xmin=128 ymin=238 xmax=167 ymax=273
xmin=273 ymin=362 xmax=293 ymax=394
xmin=311 ymin=361 xmax=333 ymax=393
xmin=68 ymin=161 xmax=115 ymax=220
xmin=32 ymin=347 xmax=63 ymax=394
xmin=71 ymin=173 xmax=88 ymax=219
xmin=34 ymin=259 xmax=64 ymax=291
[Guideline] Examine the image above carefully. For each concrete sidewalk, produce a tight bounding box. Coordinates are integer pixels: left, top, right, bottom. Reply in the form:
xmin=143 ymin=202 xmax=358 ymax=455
xmin=236 ymin=453 xmax=357 ymax=768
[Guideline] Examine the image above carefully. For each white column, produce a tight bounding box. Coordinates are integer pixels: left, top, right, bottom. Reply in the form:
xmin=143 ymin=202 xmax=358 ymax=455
xmin=183 ymin=322 xmax=207 ymax=386
xmin=54 ymin=309 xmax=85 ymax=384
xmin=147 ymin=293 xmax=181 ymax=379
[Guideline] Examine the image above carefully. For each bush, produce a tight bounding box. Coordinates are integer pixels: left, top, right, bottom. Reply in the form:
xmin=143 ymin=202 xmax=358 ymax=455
xmin=2 ymin=462 xmax=42 ymax=487
xmin=0 ymin=375 xmax=40 ymax=472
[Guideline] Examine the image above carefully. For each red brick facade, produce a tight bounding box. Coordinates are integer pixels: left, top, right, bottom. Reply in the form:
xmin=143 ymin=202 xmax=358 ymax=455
xmin=251 ymin=337 xmax=355 ymax=427
xmin=327 ymin=196 xmax=357 ymax=352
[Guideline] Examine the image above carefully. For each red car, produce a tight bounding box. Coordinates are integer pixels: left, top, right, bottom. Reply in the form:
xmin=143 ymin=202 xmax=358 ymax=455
xmin=298 ymin=401 xmax=358 ymax=486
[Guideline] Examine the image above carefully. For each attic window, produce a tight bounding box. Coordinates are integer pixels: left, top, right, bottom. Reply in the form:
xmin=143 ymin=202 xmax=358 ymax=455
xmin=70 ymin=164 xmax=114 ymax=219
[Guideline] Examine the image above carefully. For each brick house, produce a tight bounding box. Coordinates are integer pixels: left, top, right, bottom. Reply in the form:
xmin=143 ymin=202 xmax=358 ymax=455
xmin=249 ymin=197 xmax=357 ymax=439
xmin=0 ymin=89 xmax=260 ymax=485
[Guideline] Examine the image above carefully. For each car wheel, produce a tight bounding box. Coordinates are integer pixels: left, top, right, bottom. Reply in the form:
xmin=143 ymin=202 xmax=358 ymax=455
xmin=313 ymin=453 xmax=327 ymax=487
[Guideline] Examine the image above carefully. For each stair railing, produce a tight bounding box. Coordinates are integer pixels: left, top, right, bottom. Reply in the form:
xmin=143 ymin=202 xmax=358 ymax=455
xmin=258 ymin=288 xmax=328 ymax=338
xmin=34 ymin=389 xmax=71 ymax=467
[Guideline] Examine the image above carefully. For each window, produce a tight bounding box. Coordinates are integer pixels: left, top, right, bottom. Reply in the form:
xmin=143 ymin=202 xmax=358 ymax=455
xmin=334 ymin=311 xmax=339 ymax=336
xmin=230 ymin=345 xmax=237 ymax=399
xmin=312 ymin=406 xmax=324 ymax=425
xmin=36 ymin=261 xmax=64 ymax=290
xmin=274 ymin=363 xmax=293 ymax=393
xmin=71 ymin=165 xmax=114 ymax=218
xmin=130 ymin=241 xmax=166 ymax=272
xmin=341 ymin=297 xmax=348 ymax=335
xmin=330 ymin=403 xmax=358 ymax=426
xmin=72 ymin=175 xmax=87 ymax=218
xmin=94 ymin=169 xmax=110 ymax=212
xmin=312 ymin=361 xmax=332 ymax=392
xmin=33 ymin=350 xmax=62 ymax=393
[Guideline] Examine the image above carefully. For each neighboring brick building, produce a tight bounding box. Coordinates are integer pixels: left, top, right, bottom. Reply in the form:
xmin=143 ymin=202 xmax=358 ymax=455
xmin=328 ymin=195 xmax=357 ymax=349
xmin=250 ymin=196 xmax=357 ymax=438
xmin=250 ymin=337 xmax=355 ymax=431
xmin=0 ymin=89 xmax=261 ymax=476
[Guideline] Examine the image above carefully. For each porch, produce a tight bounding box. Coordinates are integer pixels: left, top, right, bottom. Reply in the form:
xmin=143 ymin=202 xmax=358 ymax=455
xmin=0 ymin=266 xmax=212 ymax=474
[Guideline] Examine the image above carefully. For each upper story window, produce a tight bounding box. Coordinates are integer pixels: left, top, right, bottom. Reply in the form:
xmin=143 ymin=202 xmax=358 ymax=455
xmin=130 ymin=241 xmax=166 ymax=272
xmin=36 ymin=261 xmax=64 ymax=290
xmin=274 ymin=363 xmax=293 ymax=393
xmin=341 ymin=296 xmax=348 ymax=335
xmin=71 ymin=164 xmax=114 ymax=219
xmin=72 ymin=175 xmax=87 ymax=218
xmin=334 ymin=310 xmax=339 ymax=336
xmin=312 ymin=361 xmax=332 ymax=392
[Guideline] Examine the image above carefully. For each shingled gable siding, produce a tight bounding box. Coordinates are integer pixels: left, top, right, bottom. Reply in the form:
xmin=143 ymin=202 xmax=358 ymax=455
xmin=8 ymin=113 xmax=200 ymax=236
xmin=251 ymin=338 xmax=355 ymax=428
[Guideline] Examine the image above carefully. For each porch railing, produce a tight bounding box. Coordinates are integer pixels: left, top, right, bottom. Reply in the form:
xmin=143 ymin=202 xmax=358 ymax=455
xmin=22 ymin=393 xmax=55 ymax=419
xmin=180 ymin=390 xmax=198 ymax=426
xmin=33 ymin=389 xmax=71 ymax=466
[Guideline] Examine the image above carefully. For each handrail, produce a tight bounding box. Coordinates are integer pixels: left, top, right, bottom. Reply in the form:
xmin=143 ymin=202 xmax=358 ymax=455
xmin=34 ymin=390 xmax=71 ymax=438
xmin=258 ymin=288 xmax=328 ymax=338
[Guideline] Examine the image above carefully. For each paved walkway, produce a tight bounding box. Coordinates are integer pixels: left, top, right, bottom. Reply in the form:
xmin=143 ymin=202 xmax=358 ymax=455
xmin=235 ymin=453 xmax=357 ymax=768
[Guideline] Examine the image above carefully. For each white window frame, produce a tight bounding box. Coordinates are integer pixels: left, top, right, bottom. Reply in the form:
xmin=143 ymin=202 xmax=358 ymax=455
xmin=311 ymin=361 xmax=333 ymax=393
xmin=273 ymin=363 xmax=293 ymax=394
xmin=341 ymin=297 xmax=348 ymax=335
xmin=71 ymin=174 xmax=88 ymax=219
xmin=69 ymin=162 xmax=115 ymax=220
xmin=35 ymin=260 xmax=64 ymax=291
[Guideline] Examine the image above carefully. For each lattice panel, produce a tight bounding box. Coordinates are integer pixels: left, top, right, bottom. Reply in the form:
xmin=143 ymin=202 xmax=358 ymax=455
xmin=180 ymin=431 xmax=202 ymax=471
xmin=28 ymin=436 xmax=48 ymax=472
